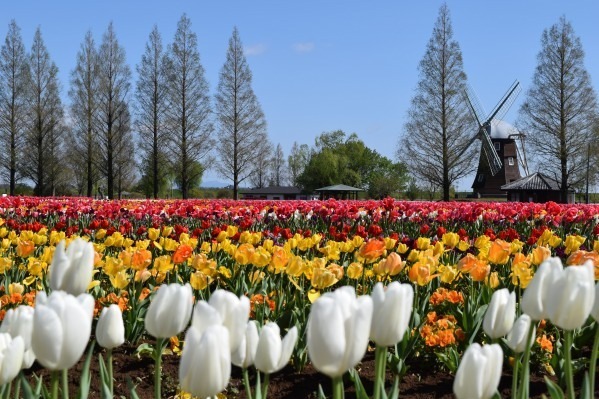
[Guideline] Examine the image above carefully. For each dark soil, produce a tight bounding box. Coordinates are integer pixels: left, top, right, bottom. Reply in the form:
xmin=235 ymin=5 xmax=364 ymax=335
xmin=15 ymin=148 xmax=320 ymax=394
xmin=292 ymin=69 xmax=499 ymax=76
xmin=24 ymin=343 xmax=579 ymax=398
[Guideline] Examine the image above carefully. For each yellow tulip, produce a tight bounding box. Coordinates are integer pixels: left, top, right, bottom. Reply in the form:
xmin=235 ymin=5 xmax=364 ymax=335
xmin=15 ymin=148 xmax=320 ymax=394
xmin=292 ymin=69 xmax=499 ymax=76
xmin=442 ymin=232 xmax=460 ymax=249
xmin=286 ymin=255 xmax=305 ymax=277
xmin=564 ymin=235 xmax=585 ymax=255
xmin=457 ymin=240 xmax=470 ymax=252
xmin=346 ymin=262 xmax=364 ymax=279
xmin=161 ymin=226 xmax=173 ymax=237
xmin=190 ymin=271 xmax=210 ymax=290
xmin=416 ymin=237 xmax=430 ymax=250
xmin=251 ymin=246 xmax=271 ymax=267
xmin=0 ymin=257 xmax=12 ymax=273
xmin=109 ymin=271 xmax=130 ymax=289
xmin=235 ymin=243 xmax=255 ymax=265
xmin=104 ymin=256 xmax=125 ymax=276
xmin=226 ymin=225 xmax=238 ymax=238
xmin=438 ymin=264 xmax=458 ymax=284
xmin=147 ymin=228 xmax=160 ymax=241
xmin=311 ymin=267 xmax=338 ymax=289
xmin=153 ymin=255 xmax=173 ymax=273
xmin=270 ymin=247 xmax=290 ymax=272
xmin=396 ymin=242 xmax=409 ymax=254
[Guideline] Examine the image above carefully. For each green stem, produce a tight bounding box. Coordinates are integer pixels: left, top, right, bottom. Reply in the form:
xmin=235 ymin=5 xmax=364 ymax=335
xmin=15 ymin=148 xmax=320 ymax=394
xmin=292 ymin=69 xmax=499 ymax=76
xmin=373 ymin=346 xmax=388 ymax=399
xmin=511 ymin=354 xmax=520 ymax=399
xmin=242 ymin=368 xmax=253 ymax=399
xmin=332 ymin=376 xmax=344 ymax=399
xmin=518 ymin=320 xmax=536 ymax=399
xmin=589 ymin=325 xmax=599 ymax=398
xmin=14 ymin=376 xmax=20 ymax=399
xmin=51 ymin=371 xmax=59 ymax=399
xmin=154 ymin=338 xmax=166 ymax=399
xmin=262 ymin=373 xmax=270 ymax=399
xmin=2 ymin=381 xmax=11 ymax=399
xmin=107 ymin=349 xmax=114 ymax=395
xmin=61 ymin=369 xmax=68 ymax=399
xmin=564 ymin=330 xmax=575 ymax=399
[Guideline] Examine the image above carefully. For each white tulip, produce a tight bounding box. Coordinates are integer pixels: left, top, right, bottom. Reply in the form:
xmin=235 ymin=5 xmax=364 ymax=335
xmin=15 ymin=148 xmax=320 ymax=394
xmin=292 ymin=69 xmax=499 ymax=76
xmin=145 ymin=283 xmax=193 ymax=339
xmin=231 ymin=320 xmax=259 ymax=369
xmin=254 ymin=323 xmax=298 ymax=374
xmin=506 ymin=314 xmax=535 ymax=353
xmin=453 ymin=343 xmax=503 ymax=399
xmin=521 ymin=257 xmax=562 ymax=320
xmin=49 ymin=238 xmax=94 ymax=295
xmin=307 ymin=286 xmax=373 ymax=378
xmin=31 ymin=291 xmax=93 ymax=370
xmin=197 ymin=290 xmax=249 ymax=353
xmin=0 ymin=305 xmax=35 ymax=369
xmin=96 ymin=304 xmax=125 ymax=349
xmin=545 ymin=260 xmax=595 ymax=330
xmin=483 ymin=289 xmax=516 ymax=339
xmin=179 ymin=325 xmax=231 ymax=398
xmin=0 ymin=333 xmax=24 ymax=386
xmin=591 ymin=282 xmax=599 ymax=322
xmin=370 ymin=282 xmax=413 ymax=346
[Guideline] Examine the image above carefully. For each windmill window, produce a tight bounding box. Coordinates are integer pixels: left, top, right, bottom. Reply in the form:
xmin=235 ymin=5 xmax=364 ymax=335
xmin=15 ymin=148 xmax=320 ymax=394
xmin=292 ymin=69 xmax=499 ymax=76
xmin=477 ymin=174 xmax=484 ymax=182
xmin=494 ymin=142 xmax=501 ymax=151
xmin=508 ymin=157 xmax=514 ymax=166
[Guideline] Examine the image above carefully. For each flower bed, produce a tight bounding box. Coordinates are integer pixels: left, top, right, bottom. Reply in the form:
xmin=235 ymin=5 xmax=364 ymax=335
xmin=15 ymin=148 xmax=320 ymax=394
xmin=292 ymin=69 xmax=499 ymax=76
xmin=0 ymin=197 xmax=598 ymax=398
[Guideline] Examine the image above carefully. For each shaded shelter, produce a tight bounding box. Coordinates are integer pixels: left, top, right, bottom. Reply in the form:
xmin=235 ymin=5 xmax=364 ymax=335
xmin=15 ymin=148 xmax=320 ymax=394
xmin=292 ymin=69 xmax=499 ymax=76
xmin=315 ymin=184 xmax=363 ymax=200
xmin=501 ymin=172 xmax=576 ymax=203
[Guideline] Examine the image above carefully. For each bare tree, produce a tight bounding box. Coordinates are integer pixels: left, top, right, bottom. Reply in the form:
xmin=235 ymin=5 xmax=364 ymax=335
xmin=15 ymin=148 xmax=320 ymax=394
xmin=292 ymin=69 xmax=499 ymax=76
xmin=69 ymin=31 xmax=99 ymax=197
xmin=96 ymin=22 xmax=131 ymax=199
xmin=114 ymin=101 xmax=136 ymax=199
xmin=0 ymin=20 xmax=29 ymax=195
xmin=287 ymin=141 xmax=310 ymax=186
xmin=249 ymin=141 xmax=272 ymax=188
xmin=398 ymin=4 xmax=476 ymax=201
xmin=23 ymin=27 xmax=64 ymax=196
xmin=165 ymin=14 xmax=214 ymax=199
xmin=136 ymin=25 xmax=169 ymax=198
xmin=215 ymin=27 xmax=268 ymax=200
xmin=269 ymin=143 xmax=286 ymax=186
xmin=519 ymin=16 xmax=598 ymax=203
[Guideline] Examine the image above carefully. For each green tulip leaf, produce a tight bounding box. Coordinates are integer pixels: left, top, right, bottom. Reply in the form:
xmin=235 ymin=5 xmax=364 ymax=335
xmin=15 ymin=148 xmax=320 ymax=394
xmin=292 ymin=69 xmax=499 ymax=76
xmin=544 ymin=376 xmax=565 ymax=399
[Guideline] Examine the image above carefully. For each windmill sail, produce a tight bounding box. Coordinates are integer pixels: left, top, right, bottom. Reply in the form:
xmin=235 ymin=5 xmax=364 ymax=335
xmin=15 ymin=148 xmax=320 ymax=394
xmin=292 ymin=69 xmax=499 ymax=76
xmin=480 ymin=128 xmax=503 ymax=176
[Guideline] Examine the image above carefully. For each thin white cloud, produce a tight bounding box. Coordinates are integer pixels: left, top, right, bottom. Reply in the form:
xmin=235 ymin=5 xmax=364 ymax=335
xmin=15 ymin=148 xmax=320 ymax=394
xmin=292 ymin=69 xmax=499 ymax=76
xmin=244 ymin=43 xmax=267 ymax=56
xmin=293 ymin=42 xmax=315 ymax=53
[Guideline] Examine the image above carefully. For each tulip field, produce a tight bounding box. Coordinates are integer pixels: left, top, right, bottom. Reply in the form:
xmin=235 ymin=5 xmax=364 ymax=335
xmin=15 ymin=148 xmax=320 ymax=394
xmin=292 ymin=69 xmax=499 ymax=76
xmin=0 ymin=196 xmax=598 ymax=398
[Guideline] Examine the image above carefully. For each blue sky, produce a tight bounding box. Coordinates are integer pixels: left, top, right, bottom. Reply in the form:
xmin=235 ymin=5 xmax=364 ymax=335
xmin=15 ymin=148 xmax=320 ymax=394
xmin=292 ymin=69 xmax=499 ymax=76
xmin=1 ymin=1 xmax=597 ymax=189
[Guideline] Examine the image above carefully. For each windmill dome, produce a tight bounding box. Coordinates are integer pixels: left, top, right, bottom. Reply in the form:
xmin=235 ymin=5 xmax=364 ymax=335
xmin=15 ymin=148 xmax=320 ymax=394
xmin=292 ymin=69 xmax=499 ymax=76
xmin=490 ymin=119 xmax=519 ymax=139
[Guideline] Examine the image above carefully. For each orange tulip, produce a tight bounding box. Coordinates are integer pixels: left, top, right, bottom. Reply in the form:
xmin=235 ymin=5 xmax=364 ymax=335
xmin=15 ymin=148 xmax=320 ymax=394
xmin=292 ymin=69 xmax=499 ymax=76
xmin=131 ymin=249 xmax=152 ymax=270
xmin=487 ymin=239 xmax=511 ymax=265
xmin=531 ymin=246 xmax=551 ymax=266
xmin=172 ymin=244 xmax=193 ymax=264
xmin=16 ymin=240 xmax=35 ymax=258
xmin=458 ymin=254 xmax=490 ymax=282
xmin=359 ymin=239 xmax=386 ymax=262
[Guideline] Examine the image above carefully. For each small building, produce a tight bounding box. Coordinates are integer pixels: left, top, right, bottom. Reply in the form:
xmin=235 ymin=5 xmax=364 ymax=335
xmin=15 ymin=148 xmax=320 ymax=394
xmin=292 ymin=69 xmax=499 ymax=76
xmin=239 ymin=186 xmax=315 ymax=200
xmin=315 ymin=184 xmax=364 ymax=200
xmin=501 ymin=172 xmax=576 ymax=203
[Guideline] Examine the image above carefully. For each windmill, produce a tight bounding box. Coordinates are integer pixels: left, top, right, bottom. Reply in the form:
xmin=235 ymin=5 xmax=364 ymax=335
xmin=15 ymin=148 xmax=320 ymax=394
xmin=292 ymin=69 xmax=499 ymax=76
xmin=460 ymin=80 xmax=527 ymax=198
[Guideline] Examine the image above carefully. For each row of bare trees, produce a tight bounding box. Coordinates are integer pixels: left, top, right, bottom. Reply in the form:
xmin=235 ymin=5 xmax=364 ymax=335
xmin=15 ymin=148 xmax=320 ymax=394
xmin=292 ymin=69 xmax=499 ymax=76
xmin=399 ymin=5 xmax=598 ymax=202
xmin=0 ymin=15 xmax=274 ymax=199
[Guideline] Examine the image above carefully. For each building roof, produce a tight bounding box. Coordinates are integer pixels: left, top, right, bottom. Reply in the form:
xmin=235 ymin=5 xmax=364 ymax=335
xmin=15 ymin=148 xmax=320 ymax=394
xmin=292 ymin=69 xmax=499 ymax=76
xmin=239 ymin=186 xmax=302 ymax=195
xmin=315 ymin=184 xmax=364 ymax=192
xmin=501 ymin=172 xmax=561 ymax=191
